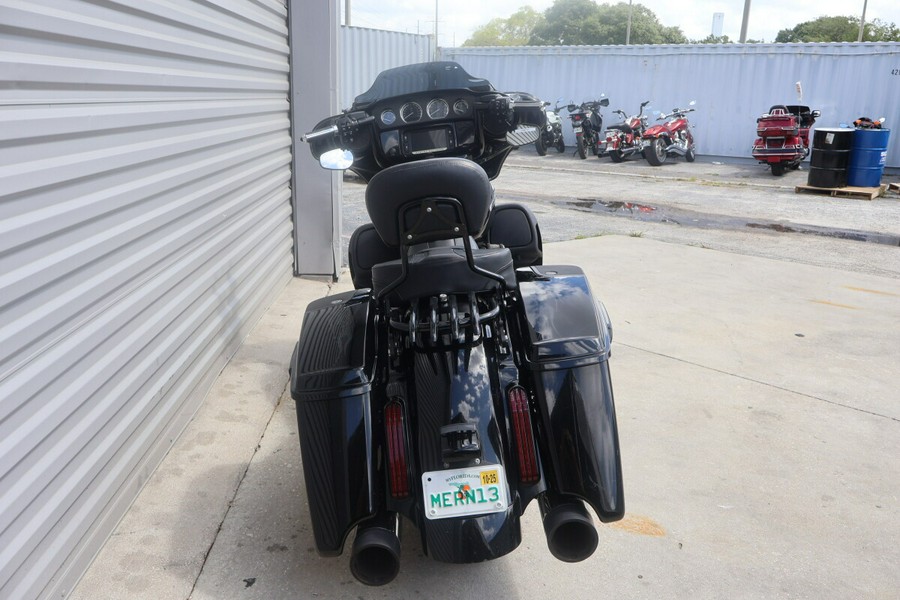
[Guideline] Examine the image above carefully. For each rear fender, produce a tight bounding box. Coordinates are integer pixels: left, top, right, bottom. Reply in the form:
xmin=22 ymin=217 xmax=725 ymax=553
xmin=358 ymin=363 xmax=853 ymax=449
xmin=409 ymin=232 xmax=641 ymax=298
xmin=411 ymin=343 xmax=523 ymax=562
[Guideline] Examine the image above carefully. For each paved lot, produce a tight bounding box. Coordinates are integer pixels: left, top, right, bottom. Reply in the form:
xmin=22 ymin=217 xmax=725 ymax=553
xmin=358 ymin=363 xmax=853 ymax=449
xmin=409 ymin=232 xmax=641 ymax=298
xmin=71 ymin=151 xmax=900 ymax=599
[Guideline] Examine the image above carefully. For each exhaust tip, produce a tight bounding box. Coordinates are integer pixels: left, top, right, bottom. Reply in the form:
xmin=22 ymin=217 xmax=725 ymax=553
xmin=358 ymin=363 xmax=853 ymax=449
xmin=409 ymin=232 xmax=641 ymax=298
xmin=349 ymin=525 xmax=401 ymax=586
xmin=543 ymin=500 xmax=599 ymax=563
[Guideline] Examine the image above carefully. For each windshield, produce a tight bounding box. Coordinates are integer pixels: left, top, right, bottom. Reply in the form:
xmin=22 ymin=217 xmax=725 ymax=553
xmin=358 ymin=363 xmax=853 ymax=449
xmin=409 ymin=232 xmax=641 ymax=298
xmin=352 ymin=62 xmax=494 ymax=107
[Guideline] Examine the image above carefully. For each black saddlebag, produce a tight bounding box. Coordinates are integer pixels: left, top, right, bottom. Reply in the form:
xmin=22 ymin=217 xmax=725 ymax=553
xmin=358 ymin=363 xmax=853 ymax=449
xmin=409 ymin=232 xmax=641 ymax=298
xmin=290 ymin=288 xmax=377 ymax=555
xmin=516 ymin=265 xmax=624 ymax=521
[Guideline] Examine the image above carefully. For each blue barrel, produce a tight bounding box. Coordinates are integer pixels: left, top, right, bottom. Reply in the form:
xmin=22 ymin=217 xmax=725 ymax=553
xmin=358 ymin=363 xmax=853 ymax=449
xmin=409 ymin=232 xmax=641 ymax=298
xmin=847 ymin=128 xmax=890 ymax=187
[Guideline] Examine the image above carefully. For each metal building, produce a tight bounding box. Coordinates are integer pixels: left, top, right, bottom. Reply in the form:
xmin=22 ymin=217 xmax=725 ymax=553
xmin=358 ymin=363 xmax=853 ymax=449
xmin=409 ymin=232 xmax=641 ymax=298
xmin=0 ymin=2 xmax=296 ymax=598
xmin=440 ymin=43 xmax=900 ymax=166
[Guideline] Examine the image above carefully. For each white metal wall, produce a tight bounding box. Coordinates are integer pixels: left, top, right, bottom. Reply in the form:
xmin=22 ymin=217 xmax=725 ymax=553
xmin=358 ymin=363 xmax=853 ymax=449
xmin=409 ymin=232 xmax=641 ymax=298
xmin=441 ymin=43 xmax=900 ymax=167
xmin=0 ymin=1 xmax=293 ymax=598
xmin=341 ymin=25 xmax=434 ymax=108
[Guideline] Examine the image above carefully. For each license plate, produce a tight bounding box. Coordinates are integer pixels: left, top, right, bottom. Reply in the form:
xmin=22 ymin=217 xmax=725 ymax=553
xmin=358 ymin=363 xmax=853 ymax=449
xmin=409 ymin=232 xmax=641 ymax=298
xmin=572 ymin=126 xmax=582 ymax=133
xmin=422 ymin=465 xmax=508 ymax=520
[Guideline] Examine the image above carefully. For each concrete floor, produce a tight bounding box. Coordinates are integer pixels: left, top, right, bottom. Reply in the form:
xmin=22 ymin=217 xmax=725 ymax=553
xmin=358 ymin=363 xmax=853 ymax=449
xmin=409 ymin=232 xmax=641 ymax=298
xmin=71 ymin=154 xmax=900 ymax=599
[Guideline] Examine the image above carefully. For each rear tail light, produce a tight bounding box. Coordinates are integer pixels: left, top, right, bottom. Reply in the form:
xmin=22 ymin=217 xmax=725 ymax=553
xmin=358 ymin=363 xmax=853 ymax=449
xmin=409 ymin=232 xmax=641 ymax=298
xmin=385 ymin=401 xmax=410 ymax=498
xmin=508 ymin=385 xmax=539 ymax=484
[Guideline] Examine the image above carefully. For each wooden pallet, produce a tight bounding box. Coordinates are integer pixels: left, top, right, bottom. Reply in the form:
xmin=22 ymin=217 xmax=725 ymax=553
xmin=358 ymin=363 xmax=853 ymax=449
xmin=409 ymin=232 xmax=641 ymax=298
xmin=794 ymin=184 xmax=886 ymax=200
xmin=889 ymin=182 xmax=900 ymax=195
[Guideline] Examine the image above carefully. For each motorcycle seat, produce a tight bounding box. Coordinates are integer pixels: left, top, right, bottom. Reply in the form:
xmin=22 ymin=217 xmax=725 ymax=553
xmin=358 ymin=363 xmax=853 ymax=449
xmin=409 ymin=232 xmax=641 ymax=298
xmin=371 ymin=243 xmax=515 ymax=302
xmin=608 ymin=122 xmax=632 ymax=134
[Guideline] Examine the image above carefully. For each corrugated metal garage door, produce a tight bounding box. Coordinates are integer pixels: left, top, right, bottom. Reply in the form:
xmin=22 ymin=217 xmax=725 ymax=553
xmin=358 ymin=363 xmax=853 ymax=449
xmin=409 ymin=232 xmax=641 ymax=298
xmin=0 ymin=1 xmax=293 ymax=598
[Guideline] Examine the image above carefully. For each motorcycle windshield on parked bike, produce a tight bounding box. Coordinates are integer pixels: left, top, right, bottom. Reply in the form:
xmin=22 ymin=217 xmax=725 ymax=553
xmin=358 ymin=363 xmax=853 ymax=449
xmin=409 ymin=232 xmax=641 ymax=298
xmin=307 ymin=61 xmax=544 ymax=181
xmin=292 ymin=61 xmax=624 ymax=586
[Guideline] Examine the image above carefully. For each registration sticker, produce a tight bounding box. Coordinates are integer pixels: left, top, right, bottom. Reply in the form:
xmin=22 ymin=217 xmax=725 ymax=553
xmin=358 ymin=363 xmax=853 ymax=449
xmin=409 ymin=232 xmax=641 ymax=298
xmin=422 ymin=465 xmax=508 ymax=520
xmin=572 ymin=126 xmax=582 ymax=133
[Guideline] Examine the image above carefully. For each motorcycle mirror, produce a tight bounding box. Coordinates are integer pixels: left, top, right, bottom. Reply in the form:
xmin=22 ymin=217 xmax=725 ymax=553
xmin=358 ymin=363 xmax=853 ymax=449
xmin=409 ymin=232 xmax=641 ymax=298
xmin=812 ymin=110 xmax=821 ymax=118
xmin=506 ymin=125 xmax=540 ymax=146
xmin=599 ymin=98 xmax=610 ymax=107
xmin=878 ymin=117 xmax=886 ymax=124
xmin=689 ymin=100 xmax=696 ymax=106
xmin=641 ymin=100 xmax=651 ymax=107
xmin=319 ymin=148 xmax=354 ymax=170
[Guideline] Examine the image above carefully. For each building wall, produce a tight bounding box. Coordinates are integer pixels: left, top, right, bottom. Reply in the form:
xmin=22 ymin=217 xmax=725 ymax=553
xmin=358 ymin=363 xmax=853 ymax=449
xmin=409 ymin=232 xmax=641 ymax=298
xmin=440 ymin=43 xmax=900 ymax=167
xmin=0 ymin=1 xmax=294 ymax=598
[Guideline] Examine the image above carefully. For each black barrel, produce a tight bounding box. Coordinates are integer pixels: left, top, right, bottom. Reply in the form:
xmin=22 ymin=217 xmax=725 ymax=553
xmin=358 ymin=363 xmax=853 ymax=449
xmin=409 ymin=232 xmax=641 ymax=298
xmin=808 ymin=128 xmax=853 ymax=188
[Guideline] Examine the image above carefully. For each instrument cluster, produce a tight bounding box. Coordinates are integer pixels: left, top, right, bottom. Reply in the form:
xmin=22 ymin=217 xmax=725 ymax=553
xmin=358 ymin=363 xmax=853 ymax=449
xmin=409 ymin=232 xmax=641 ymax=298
xmin=378 ymin=96 xmax=471 ymax=128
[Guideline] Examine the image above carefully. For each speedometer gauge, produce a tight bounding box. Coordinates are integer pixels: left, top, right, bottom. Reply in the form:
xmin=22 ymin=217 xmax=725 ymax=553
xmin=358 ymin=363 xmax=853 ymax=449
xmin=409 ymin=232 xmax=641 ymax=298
xmin=426 ymin=98 xmax=450 ymax=120
xmin=400 ymin=102 xmax=423 ymax=123
xmin=453 ymin=99 xmax=469 ymax=115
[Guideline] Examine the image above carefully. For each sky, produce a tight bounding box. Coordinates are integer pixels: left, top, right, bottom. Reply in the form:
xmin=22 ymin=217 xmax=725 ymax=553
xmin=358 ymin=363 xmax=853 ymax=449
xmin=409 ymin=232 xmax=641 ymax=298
xmin=342 ymin=0 xmax=900 ymax=45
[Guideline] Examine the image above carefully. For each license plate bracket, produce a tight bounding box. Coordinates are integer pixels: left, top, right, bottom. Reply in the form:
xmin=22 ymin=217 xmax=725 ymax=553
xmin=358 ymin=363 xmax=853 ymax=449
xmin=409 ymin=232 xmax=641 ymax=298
xmin=422 ymin=465 xmax=508 ymax=520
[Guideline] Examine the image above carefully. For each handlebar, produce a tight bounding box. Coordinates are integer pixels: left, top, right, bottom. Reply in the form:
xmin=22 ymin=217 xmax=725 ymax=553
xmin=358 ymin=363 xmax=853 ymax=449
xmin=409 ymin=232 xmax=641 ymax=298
xmin=304 ymin=112 xmax=375 ymax=144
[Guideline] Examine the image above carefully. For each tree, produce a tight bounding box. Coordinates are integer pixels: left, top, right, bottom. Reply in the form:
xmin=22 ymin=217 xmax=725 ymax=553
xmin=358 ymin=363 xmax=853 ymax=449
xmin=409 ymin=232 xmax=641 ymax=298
xmin=527 ymin=0 xmax=686 ymax=46
xmin=463 ymin=6 xmax=545 ymax=46
xmin=775 ymin=16 xmax=900 ymax=43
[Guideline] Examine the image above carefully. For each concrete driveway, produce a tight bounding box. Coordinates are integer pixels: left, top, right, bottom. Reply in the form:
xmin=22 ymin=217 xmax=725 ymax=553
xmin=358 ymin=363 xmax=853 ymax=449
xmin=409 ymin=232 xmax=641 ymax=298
xmin=71 ymin=152 xmax=900 ymax=599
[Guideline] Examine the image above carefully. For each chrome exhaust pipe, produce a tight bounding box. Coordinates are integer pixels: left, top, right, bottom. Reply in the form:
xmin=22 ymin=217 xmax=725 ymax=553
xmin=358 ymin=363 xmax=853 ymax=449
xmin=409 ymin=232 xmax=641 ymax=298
xmin=349 ymin=512 xmax=401 ymax=586
xmin=540 ymin=497 xmax=599 ymax=562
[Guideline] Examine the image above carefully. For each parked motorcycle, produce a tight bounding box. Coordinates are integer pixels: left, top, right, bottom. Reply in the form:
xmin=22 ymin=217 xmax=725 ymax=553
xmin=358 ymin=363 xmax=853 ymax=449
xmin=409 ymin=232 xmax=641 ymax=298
xmin=566 ymin=98 xmax=610 ymax=159
xmin=643 ymin=101 xmax=697 ymax=166
xmin=604 ymin=100 xmax=651 ymax=162
xmin=536 ymin=100 xmax=566 ymax=155
xmin=751 ymin=105 xmax=820 ymax=176
xmin=296 ymin=62 xmax=624 ymax=586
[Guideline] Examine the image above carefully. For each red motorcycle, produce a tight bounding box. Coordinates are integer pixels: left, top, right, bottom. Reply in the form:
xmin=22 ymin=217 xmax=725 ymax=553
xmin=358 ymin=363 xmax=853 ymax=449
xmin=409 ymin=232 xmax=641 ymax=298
xmin=752 ymin=105 xmax=820 ymax=176
xmin=642 ymin=102 xmax=697 ymax=166
xmin=604 ymin=100 xmax=650 ymax=162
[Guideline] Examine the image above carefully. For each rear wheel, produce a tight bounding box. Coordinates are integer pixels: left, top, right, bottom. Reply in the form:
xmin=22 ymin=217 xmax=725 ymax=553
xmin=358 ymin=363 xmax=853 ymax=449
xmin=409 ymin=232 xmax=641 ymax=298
xmin=609 ymin=147 xmax=624 ymax=163
xmin=685 ymin=146 xmax=696 ymax=162
xmin=646 ymin=138 xmax=667 ymax=166
xmin=535 ymin=134 xmax=547 ymax=156
xmin=556 ymin=136 xmax=566 ymax=153
xmin=771 ymin=163 xmax=786 ymax=176
xmin=576 ymin=135 xmax=587 ymax=159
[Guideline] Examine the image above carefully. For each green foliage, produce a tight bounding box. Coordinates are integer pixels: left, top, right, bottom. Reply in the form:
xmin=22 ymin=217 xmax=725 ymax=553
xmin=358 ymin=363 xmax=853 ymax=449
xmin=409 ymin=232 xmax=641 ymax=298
xmin=775 ymin=16 xmax=900 ymax=43
xmin=463 ymin=6 xmax=545 ymax=46
xmin=526 ymin=0 xmax=686 ymax=46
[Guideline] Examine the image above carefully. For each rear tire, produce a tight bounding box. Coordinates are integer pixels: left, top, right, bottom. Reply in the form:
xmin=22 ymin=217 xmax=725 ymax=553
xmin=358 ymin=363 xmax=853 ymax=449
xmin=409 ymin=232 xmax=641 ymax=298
xmin=646 ymin=138 xmax=667 ymax=166
xmin=576 ymin=135 xmax=587 ymax=159
xmin=685 ymin=146 xmax=696 ymax=162
xmin=609 ymin=147 xmax=624 ymax=163
xmin=771 ymin=163 xmax=786 ymax=176
xmin=556 ymin=136 xmax=566 ymax=153
xmin=535 ymin=135 xmax=547 ymax=156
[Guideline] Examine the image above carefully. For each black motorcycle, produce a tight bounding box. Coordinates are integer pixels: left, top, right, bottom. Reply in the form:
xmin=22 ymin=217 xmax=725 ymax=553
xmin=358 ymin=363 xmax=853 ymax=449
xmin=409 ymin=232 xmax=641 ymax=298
xmin=566 ymin=98 xmax=610 ymax=159
xmin=535 ymin=100 xmax=566 ymax=155
xmin=295 ymin=62 xmax=624 ymax=586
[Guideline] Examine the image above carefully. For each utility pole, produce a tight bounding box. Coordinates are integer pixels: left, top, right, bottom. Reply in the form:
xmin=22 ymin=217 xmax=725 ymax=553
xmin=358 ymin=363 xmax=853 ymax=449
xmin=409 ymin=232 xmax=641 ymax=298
xmin=739 ymin=0 xmax=751 ymax=43
xmin=858 ymin=0 xmax=868 ymax=42
xmin=345 ymin=0 xmax=350 ymax=26
xmin=625 ymin=0 xmax=633 ymax=45
xmin=434 ymin=0 xmax=439 ymax=60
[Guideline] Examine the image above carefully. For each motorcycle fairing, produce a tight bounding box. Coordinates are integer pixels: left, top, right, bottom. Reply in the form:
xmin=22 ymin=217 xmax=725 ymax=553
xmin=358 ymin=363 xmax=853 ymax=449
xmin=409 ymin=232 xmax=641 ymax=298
xmin=290 ymin=289 xmax=378 ymax=555
xmin=516 ymin=265 xmax=625 ymax=521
